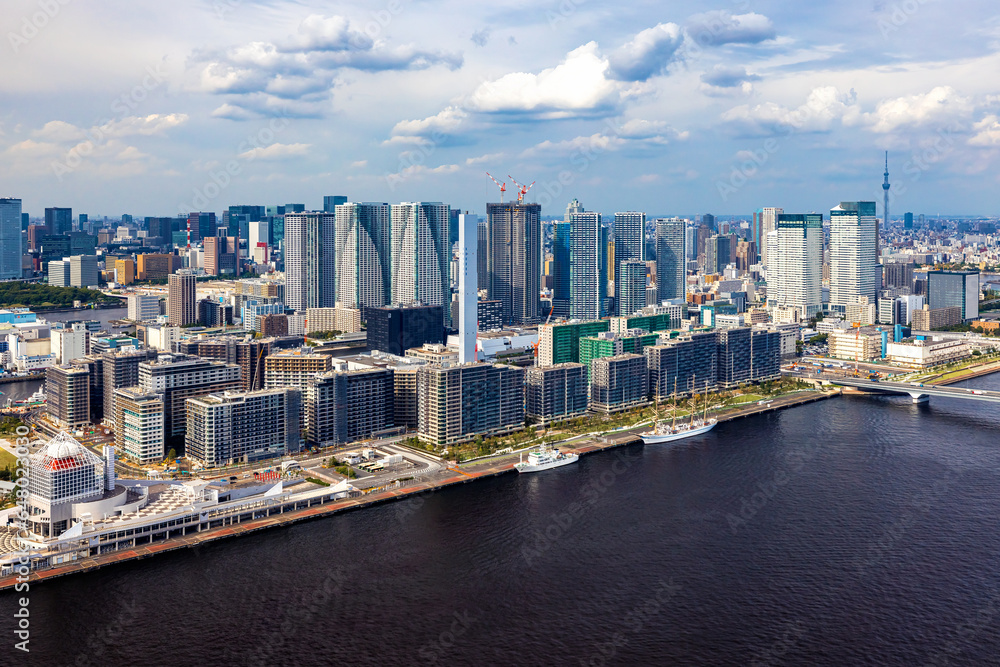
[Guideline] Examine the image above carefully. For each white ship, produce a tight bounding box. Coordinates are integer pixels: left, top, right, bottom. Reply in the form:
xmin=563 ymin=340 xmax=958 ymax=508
xmin=514 ymin=444 xmax=579 ymax=473
xmin=641 ymin=376 xmax=717 ymax=445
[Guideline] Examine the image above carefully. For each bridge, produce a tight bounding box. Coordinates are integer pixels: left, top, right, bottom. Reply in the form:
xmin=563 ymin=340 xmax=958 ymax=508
xmin=831 ymin=378 xmax=1000 ymax=404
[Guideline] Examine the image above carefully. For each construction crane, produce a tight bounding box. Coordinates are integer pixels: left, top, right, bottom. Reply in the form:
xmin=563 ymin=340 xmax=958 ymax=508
xmin=508 ymin=175 xmax=535 ymax=204
xmin=485 ymin=172 xmax=507 ymax=203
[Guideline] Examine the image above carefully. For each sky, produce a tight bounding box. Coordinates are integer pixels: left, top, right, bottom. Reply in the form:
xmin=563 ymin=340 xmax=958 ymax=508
xmin=2 ymin=0 xmax=1000 ymax=219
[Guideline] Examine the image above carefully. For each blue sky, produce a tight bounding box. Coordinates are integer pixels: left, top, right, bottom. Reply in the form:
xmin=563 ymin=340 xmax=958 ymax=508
xmin=2 ymin=0 xmax=1000 ymax=219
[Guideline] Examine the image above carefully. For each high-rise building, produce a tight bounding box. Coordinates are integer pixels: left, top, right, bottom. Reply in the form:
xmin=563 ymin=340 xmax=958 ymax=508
xmin=487 ymin=202 xmax=542 ymax=325
xmin=46 ymin=365 xmax=91 ymax=429
xmin=390 ymin=203 xmax=450 ymax=325
xmin=458 ymin=212 xmax=478 ymax=364
xmin=45 ymin=207 xmax=72 ymax=235
xmin=258 ymin=314 xmax=288 ymax=338
xmin=323 ymin=195 xmax=347 ymax=213
xmin=884 ymin=262 xmax=915 ymax=290
xmin=754 ymin=207 xmax=783 ymax=265
xmin=590 ymin=354 xmax=647 ymax=414
xmin=264 ymin=348 xmax=332 ymax=392
xmin=538 ymin=319 xmax=611 ymax=367
xmin=554 ymin=212 xmax=608 ymax=321
xmin=114 ymin=258 xmax=136 ymax=285
xmin=102 ymin=347 xmax=158 ymax=426
xmin=564 ymin=198 xmax=584 ymax=221
xmin=366 ymin=304 xmax=444 ymax=356
xmin=904 ymin=212 xmax=913 ymax=230
xmin=579 ymin=330 xmax=659 ymax=381
xmin=167 ymin=272 xmax=197 ymax=326
xmin=333 ymin=203 xmax=391 ymax=310
xmin=476 ymin=216 xmax=488 ymax=291
xmin=928 ymin=270 xmax=980 ymax=321
xmin=614 ymin=211 xmax=645 ymax=315
xmin=655 ymin=218 xmax=685 ymax=303
xmin=127 ymin=293 xmax=159 ymax=322
xmin=525 ymin=363 xmax=588 ymax=422
xmin=51 ymin=324 xmax=89 ymax=364
xmin=186 ymin=212 xmax=216 ymax=243
xmin=186 ymin=388 xmax=301 ymax=467
xmin=645 ymin=330 xmax=719 ymax=400
xmin=416 ymin=363 xmax=525 ymax=446
xmin=114 ymin=387 xmax=165 ymax=464
xmin=69 ymin=255 xmax=99 ymax=288
xmin=617 ymin=260 xmax=647 ymax=318
xmin=477 ymin=299 xmax=503 ymax=333
xmin=0 ymin=198 xmax=22 ymax=280
xmin=716 ymin=327 xmax=782 ymax=389
xmin=703 ymin=235 xmax=732 ymax=274
xmin=138 ymin=354 xmax=241 ymax=447
xmin=137 ymin=253 xmax=181 ymax=280
xmin=767 ymin=214 xmax=823 ymax=319
xmin=829 ymin=201 xmax=879 ymax=312
xmin=307 ymin=368 xmax=394 ymax=447
xmin=48 ymin=259 xmax=70 ymax=287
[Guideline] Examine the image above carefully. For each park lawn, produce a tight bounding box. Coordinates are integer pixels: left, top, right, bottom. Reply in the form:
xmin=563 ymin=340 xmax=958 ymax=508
xmin=0 ymin=447 xmax=18 ymax=473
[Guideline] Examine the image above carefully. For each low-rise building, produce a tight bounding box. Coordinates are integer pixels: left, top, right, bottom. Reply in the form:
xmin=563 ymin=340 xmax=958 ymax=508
xmin=886 ymin=337 xmax=972 ymax=369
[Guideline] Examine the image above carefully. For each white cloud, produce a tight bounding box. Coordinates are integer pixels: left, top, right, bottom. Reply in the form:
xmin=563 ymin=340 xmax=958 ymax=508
xmin=237 ymin=143 xmax=312 ymax=160
xmin=350 ymin=159 xmax=368 ymax=168
xmin=970 ymin=114 xmax=1000 ymax=146
xmin=467 ymin=43 xmax=620 ymax=117
xmin=391 ymin=106 xmax=469 ymax=137
xmin=608 ymin=23 xmax=684 ymax=82
xmin=465 ymin=152 xmax=504 ymax=165
xmin=866 ymin=86 xmax=972 ymax=133
xmin=102 ymin=114 xmax=190 ymax=137
xmin=32 ymin=121 xmax=86 ymax=143
xmin=722 ymin=86 xmax=860 ymax=134
xmin=520 ymin=133 xmax=626 ymax=158
xmin=687 ymin=11 xmax=776 ymax=46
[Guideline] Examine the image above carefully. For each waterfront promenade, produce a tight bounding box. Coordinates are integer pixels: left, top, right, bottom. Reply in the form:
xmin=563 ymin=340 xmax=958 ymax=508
xmin=0 ymin=390 xmax=837 ymax=591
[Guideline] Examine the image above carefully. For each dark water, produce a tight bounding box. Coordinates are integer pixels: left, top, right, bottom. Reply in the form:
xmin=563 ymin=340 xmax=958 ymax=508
xmin=6 ymin=375 xmax=1000 ymax=666
xmin=39 ymin=306 xmax=127 ymax=328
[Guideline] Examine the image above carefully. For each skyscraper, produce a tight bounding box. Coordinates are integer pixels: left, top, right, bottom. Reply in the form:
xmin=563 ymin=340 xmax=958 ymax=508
xmin=390 ymin=202 xmax=450 ymax=325
xmin=928 ymin=270 xmax=979 ymax=321
xmin=45 ymin=207 xmax=72 ymax=235
xmin=167 ymin=272 xmax=197 ymax=326
xmin=284 ymin=211 xmax=336 ymax=312
xmin=476 ymin=216 xmax=488 ymax=291
xmin=487 ymin=202 xmax=542 ymax=325
xmin=334 ymin=203 xmax=391 ymax=310
xmin=829 ymin=201 xmax=879 ymax=312
xmin=614 ymin=211 xmax=645 ymax=315
xmin=655 ymin=218 xmax=685 ymax=303
xmin=458 ymin=212 xmax=478 ymax=364
xmin=323 ymin=195 xmax=347 ymax=213
xmin=186 ymin=212 xmax=216 ymax=244
xmin=754 ymin=207 xmax=783 ymax=265
xmin=767 ymin=214 xmax=823 ymax=319
xmin=0 ymin=198 xmax=22 ymax=280
xmin=565 ymin=198 xmax=584 ymax=221
xmin=617 ymin=260 xmax=647 ymax=317
xmin=556 ymin=212 xmax=607 ymax=321
xmin=904 ymin=212 xmax=913 ymax=230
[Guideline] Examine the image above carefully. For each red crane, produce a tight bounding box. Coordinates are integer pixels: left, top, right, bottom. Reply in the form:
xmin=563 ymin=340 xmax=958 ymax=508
xmin=485 ymin=172 xmax=507 ymax=203
xmin=508 ymin=175 xmax=535 ymax=204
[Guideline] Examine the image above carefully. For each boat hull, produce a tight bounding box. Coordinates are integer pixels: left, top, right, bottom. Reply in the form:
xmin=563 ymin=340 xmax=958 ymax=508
xmin=640 ymin=421 xmax=717 ymax=444
xmin=515 ymin=453 xmax=579 ymax=473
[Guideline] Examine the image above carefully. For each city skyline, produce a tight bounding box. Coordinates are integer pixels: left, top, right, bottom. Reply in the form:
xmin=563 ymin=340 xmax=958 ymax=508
xmin=2 ymin=2 xmax=1000 ymax=216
